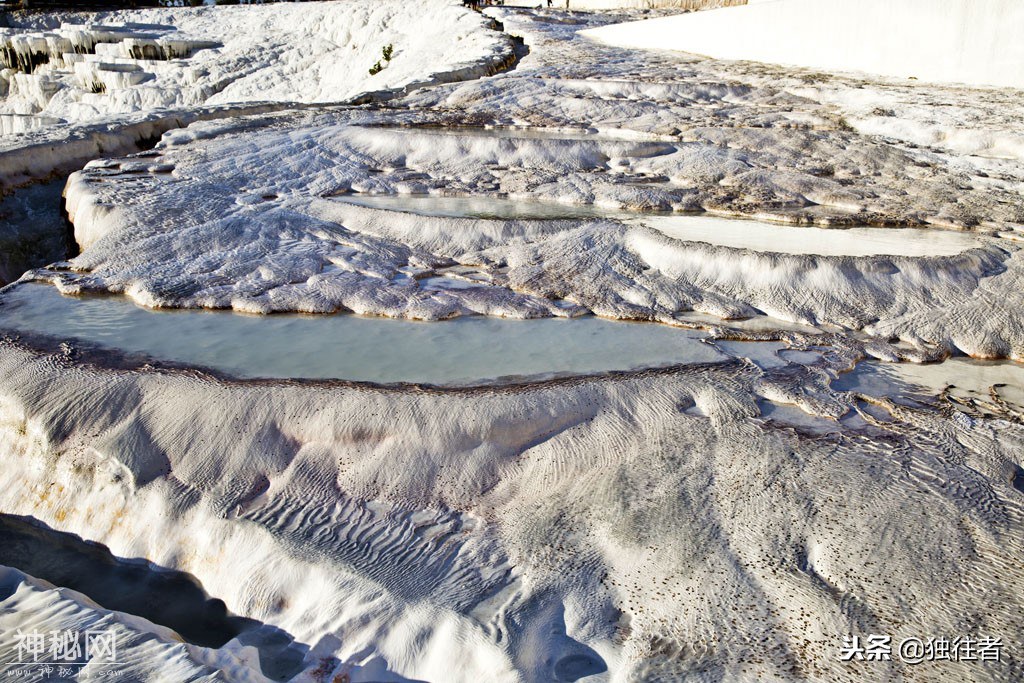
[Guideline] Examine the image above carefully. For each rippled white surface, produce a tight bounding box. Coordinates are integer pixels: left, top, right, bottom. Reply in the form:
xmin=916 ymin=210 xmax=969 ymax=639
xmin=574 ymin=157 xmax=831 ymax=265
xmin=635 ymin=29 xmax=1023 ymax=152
xmin=0 ymin=284 xmax=725 ymax=383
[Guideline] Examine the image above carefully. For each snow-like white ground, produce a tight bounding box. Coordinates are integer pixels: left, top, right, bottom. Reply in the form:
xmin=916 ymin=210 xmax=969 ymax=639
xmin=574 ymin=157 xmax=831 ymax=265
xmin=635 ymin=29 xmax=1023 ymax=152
xmin=582 ymin=0 xmax=1024 ymax=89
xmin=0 ymin=330 xmax=1022 ymax=682
xmin=0 ymin=0 xmax=515 ymax=193
xmin=0 ymin=0 xmax=514 ymax=135
xmin=0 ymin=4 xmax=1023 ymax=683
xmin=31 ymin=7 xmax=1024 ymax=359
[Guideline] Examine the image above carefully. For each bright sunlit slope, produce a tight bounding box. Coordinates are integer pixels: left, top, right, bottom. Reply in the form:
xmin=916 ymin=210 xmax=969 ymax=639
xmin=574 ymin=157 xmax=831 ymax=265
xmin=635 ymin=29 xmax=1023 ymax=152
xmin=0 ymin=0 xmax=515 ymax=128
xmin=581 ymin=0 xmax=1024 ymax=89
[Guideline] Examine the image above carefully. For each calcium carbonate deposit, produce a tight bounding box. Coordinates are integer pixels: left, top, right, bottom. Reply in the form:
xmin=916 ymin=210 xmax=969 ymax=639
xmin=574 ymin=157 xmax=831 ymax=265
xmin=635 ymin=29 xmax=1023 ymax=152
xmin=0 ymin=2 xmax=1021 ymax=682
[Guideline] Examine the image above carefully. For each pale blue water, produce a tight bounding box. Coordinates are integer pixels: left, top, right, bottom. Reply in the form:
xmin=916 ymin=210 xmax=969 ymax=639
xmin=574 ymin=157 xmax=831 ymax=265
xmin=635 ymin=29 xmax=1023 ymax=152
xmin=0 ymin=284 xmax=725 ymax=383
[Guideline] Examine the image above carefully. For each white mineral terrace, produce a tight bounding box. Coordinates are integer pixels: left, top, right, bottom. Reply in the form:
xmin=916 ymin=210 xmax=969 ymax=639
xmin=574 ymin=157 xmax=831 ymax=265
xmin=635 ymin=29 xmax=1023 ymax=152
xmin=582 ymin=0 xmax=1024 ymax=89
xmin=337 ymin=194 xmax=986 ymax=257
xmin=0 ymin=1 xmax=515 ymax=134
xmin=0 ymin=2 xmax=1022 ymax=682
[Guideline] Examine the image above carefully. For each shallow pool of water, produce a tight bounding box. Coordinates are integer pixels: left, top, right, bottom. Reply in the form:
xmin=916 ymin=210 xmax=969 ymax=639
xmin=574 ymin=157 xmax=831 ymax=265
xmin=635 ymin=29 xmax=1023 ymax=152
xmin=334 ymin=195 xmax=982 ymax=257
xmin=834 ymin=358 xmax=1024 ymax=410
xmin=0 ymin=284 xmax=726 ymax=383
xmin=634 ymin=215 xmax=982 ymax=257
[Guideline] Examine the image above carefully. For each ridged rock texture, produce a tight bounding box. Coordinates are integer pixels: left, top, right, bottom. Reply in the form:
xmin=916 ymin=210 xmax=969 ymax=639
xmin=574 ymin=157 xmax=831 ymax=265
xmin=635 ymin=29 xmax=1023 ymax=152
xmin=0 ymin=4 xmax=1022 ymax=682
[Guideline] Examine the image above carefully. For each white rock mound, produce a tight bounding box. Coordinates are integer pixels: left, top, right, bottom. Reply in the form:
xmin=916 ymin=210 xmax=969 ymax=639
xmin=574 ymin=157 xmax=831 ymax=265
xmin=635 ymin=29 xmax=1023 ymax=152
xmin=581 ymin=0 xmax=1024 ymax=89
xmin=0 ymin=0 xmax=515 ymax=132
xmin=1 ymin=337 xmax=1022 ymax=682
xmin=44 ymin=111 xmax=1024 ymax=360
